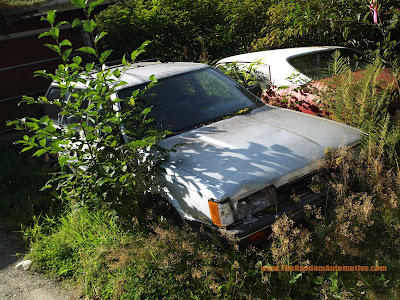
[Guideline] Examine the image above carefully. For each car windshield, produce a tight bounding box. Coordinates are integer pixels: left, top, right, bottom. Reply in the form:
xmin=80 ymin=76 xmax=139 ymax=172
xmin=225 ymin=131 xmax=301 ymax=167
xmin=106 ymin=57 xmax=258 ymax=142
xmin=118 ymin=68 xmax=259 ymax=133
xmin=45 ymin=87 xmax=88 ymax=125
xmin=287 ymin=49 xmax=370 ymax=80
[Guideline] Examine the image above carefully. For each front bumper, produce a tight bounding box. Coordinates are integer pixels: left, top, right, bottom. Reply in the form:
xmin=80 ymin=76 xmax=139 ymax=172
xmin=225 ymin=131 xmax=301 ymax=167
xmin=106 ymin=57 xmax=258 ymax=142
xmin=226 ymin=189 xmax=328 ymax=241
xmin=186 ymin=188 xmax=328 ymax=245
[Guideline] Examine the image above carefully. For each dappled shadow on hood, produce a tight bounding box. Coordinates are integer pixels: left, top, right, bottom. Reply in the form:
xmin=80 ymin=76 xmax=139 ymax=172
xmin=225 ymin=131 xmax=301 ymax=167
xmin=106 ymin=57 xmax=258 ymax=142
xmin=156 ymin=121 xmax=326 ymax=223
xmin=162 ymin=123 xmax=322 ymax=201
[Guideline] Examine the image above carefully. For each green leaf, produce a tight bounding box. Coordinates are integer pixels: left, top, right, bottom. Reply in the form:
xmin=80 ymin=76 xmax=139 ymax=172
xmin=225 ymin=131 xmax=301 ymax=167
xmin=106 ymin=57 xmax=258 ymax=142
xmin=119 ymin=174 xmax=130 ymax=183
xmin=49 ymin=27 xmax=60 ymax=39
xmin=83 ymin=20 xmax=97 ymax=33
xmin=85 ymin=62 xmax=95 ymax=72
xmin=25 ymin=122 xmax=39 ymax=130
xmin=66 ymin=123 xmax=80 ymax=129
xmin=59 ymin=39 xmax=72 ymax=47
xmin=131 ymin=89 xmax=140 ymax=97
xmin=312 ymin=276 xmax=323 ymax=285
xmin=62 ymin=48 xmax=72 ymax=62
xmin=95 ymin=31 xmax=107 ymax=43
xmin=112 ymin=97 xmax=123 ymax=103
xmin=73 ymin=56 xmax=82 ymax=65
xmin=77 ymin=46 xmax=96 ymax=56
xmin=47 ymin=10 xmax=56 ymax=25
xmin=34 ymin=70 xmax=51 ymax=79
xmin=70 ymin=62 xmax=80 ymax=70
xmin=71 ymin=0 xmax=85 ymax=9
xmin=88 ymin=0 xmax=105 ymax=15
xmin=130 ymin=49 xmax=143 ymax=62
xmin=59 ymin=156 xmax=68 ymax=167
xmin=33 ymin=148 xmax=48 ymax=157
xmin=45 ymin=44 xmax=61 ymax=54
xmin=101 ymin=126 xmax=112 ymax=133
xmin=20 ymin=146 xmax=33 ymax=153
xmin=55 ymin=21 xmax=69 ymax=28
xmin=294 ymin=3 xmax=300 ymax=11
xmin=40 ymin=115 xmax=49 ymax=123
xmin=72 ymin=18 xmax=82 ymax=28
xmin=122 ymin=54 xmax=128 ymax=65
xmin=125 ymin=139 xmax=148 ymax=148
xmin=38 ymin=31 xmax=52 ymax=39
xmin=99 ymin=49 xmax=112 ymax=64
xmin=113 ymin=69 xmax=121 ymax=78
xmin=96 ymin=177 xmax=108 ymax=186
xmin=141 ymin=107 xmax=152 ymax=115
xmin=39 ymin=138 xmax=47 ymax=147
xmin=130 ymin=41 xmax=151 ymax=62
xmin=39 ymin=184 xmax=52 ymax=191
xmin=88 ymin=132 xmax=97 ymax=141
xmin=138 ymin=40 xmax=151 ymax=51
xmin=46 ymin=124 xmax=56 ymax=133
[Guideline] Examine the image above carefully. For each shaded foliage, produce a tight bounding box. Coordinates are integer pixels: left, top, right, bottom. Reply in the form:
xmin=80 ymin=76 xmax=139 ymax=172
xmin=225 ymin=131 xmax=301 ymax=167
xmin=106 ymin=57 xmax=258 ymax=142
xmin=254 ymin=0 xmax=400 ymax=61
xmin=96 ymin=0 xmax=400 ymax=63
xmin=96 ymin=0 xmax=270 ymax=62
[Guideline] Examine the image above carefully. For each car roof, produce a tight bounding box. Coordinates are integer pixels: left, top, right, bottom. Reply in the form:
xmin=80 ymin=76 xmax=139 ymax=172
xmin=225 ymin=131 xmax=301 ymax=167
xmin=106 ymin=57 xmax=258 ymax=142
xmin=50 ymin=62 xmax=209 ymax=90
xmin=119 ymin=62 xmax=209 ymax=88
xmin=216 ymin=46 xmax=345 ymax=86
xmin=216 ymin=46 xmax=345 ymax=64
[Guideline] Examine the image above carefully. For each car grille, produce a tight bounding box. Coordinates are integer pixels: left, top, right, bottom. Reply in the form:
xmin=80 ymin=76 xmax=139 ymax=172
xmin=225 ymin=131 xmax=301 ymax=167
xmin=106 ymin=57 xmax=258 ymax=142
xmin=276 ymin=171 xmax=320 ymax=204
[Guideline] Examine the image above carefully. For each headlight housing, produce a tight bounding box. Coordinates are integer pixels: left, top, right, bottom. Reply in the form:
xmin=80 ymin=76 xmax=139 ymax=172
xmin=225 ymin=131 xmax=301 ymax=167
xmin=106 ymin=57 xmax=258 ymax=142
xmin=208 ymin=199 xmax=235 ymax=227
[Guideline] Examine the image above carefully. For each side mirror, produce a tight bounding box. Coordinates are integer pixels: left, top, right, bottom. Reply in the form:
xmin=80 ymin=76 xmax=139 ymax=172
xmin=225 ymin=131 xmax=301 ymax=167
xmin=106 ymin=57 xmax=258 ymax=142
xmin=248 ymin=84 xmax=262 ymax=97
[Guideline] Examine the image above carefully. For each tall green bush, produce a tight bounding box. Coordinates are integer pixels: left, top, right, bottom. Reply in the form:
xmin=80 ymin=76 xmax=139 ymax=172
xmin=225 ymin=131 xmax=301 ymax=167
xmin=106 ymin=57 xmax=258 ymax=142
xmin=7 ymin=0 xmax=166 ymax=220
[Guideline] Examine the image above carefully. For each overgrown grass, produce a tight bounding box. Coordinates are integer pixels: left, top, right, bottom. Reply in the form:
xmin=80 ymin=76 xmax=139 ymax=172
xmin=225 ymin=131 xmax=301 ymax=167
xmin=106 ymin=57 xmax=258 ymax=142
xmin=24 ymin=207 xmax=259 ymax=299
xmin=21 ymin=145 xmax=400 ymax=299
xmin=23 ymin=171 xmax=400 ymax=299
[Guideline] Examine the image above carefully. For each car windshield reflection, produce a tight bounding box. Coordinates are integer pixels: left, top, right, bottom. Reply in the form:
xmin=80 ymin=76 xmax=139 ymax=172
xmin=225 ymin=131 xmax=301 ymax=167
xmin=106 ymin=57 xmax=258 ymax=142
xmin=118 ymin=68 xmax=259 ymax=133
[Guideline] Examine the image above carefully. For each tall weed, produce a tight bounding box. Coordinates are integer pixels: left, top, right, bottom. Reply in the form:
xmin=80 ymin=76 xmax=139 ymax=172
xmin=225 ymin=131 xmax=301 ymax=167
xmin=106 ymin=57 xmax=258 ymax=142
xmin=320 ymin=54 xmax=396 ymax=130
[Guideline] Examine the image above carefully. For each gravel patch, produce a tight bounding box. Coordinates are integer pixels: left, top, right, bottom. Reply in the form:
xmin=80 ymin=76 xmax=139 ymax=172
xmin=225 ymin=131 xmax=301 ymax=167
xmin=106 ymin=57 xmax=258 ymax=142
xmin=0 ymin=229 xmax=75 ymax=300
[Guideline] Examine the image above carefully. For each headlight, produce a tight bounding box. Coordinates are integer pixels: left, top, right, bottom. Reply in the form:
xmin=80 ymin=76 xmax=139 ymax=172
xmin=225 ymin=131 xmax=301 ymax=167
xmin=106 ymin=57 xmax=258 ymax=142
xmin=208 ymin=199 xmax=235 ymax=227
xmin=235 ymin=187 xmax=277 ymax=221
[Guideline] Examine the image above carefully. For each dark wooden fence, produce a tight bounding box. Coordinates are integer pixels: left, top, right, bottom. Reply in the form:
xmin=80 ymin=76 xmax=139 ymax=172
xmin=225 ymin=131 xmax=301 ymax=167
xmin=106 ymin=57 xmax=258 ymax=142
xmin=0 ymin=1 xmax=116 ymax=139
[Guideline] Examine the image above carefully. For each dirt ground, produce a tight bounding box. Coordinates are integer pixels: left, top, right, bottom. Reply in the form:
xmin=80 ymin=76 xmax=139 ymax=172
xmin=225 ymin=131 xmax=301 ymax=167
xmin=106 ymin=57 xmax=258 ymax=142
xmin=0 ymin=229 xmax=75 ymax=300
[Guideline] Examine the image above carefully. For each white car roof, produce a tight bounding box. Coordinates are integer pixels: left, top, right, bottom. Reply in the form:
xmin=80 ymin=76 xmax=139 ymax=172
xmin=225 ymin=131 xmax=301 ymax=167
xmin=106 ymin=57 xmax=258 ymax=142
xmin=119 ymin=62 xmax=208 ymax=88
xmin=50 ymin=62 xmax=209 ymax=90
xmin=216 ymin=46 xmax=345 ymax=86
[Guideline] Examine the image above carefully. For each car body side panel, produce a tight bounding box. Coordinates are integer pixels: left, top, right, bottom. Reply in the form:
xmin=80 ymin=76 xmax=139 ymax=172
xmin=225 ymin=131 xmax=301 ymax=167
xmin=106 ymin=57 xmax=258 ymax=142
xmin=155 ymin=168 xmax=221 ymax=224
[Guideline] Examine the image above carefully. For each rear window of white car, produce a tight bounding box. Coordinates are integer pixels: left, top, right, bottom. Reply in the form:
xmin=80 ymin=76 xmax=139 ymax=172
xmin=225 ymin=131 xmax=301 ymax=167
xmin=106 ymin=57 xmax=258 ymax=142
xmin=287 ymin=49 xmax=369 ymax=80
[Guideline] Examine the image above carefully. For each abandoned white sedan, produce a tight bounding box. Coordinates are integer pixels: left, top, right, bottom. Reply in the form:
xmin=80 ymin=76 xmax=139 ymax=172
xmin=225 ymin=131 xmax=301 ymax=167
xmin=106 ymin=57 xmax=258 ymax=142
xmin=216 ymin=46 xmax=370 ymax=116
xmin=44 ymin=61 xmax=363 ymax=243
